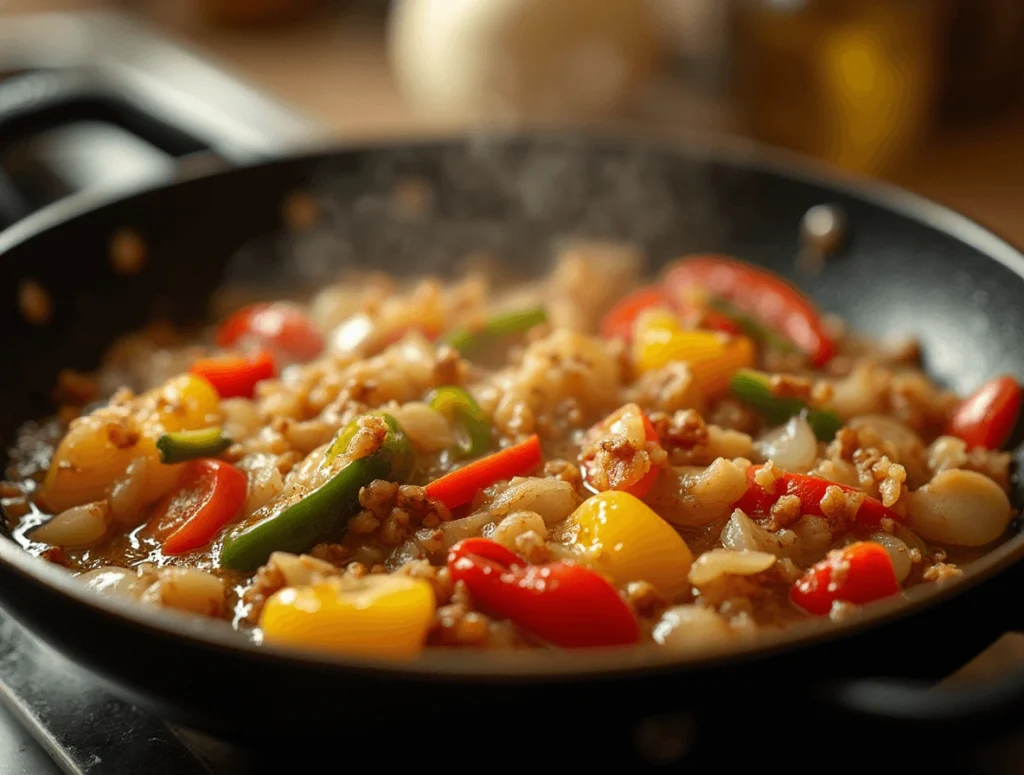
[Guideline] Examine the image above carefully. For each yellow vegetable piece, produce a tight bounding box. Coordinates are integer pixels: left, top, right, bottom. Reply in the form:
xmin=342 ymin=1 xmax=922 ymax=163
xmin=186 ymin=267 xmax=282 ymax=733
xmin=143 ymin=374 xmax=221 ymax=434
xmin=632 ymin=308 xmax=754 ymax=396
xmin=690 ymin=334 xmax=755 ymax=396
xmin=633 ymin=309 xmax=723 ymax=373
xmin=260 ymin=574 xmax=435 ymax=660
xmin=40 ymin=374 xmax=222 ymax=513
xmin=563 ymin=490 xmax=693 ymax=599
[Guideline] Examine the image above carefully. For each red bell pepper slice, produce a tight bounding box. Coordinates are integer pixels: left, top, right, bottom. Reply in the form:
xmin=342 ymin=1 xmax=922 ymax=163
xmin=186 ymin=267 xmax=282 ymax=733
xmin=216 ymin=303 xmax=325 ymax=363
xmin=948 ymin=375 xmax=1022 ymax=451
xmin=599 ymin=285 xmax=740 ymax=343
xmin=664 ymin=255 xmax=836 ymax=366
xmin=190 ymin=350 xmax=277 ymax=399
xmin=734 ymin=465 xmax=903 ymax=527
xmin=790 ymin=541 xmax=899 ymax=616
xmin=425 ymin=434 xmax=542 ymax=510
xmin=447 ymin=537 xmax=639 ymax=648
xmin=152 ymin=459 xmax=248 ymax=555
xmin=600 ymin=287 xmax=672 ymax=342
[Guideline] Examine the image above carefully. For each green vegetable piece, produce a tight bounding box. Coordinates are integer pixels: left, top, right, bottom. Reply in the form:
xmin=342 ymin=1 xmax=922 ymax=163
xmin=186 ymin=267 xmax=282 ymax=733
xmin=427 ymin=386 xmax=492 ymax=459
xmin=156 ymin=427 xmax=232 ymax=464
xmin=729 ymin=368 xmax=842 ymax=442
xmin=324 ymin=411 xmax=415 ymax=482
xmin=442 ymin=307 xmax=547 ymax=354
xmin=706 ymin=297 xmax=800 ymax=355
xmin=219 ymin=413 xmax=414 ymax=572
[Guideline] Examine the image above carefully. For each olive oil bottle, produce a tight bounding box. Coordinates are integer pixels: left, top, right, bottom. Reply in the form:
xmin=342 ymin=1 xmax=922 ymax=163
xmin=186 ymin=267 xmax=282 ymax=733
xmin=731 ymin=0 xmax=945 ymax=176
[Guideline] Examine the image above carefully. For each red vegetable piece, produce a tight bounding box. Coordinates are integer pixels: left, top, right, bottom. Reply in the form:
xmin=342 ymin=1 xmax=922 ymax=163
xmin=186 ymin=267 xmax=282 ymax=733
xmin=664 ymin=255 xmax=836 ymax=366
xmin=425 ymin=434 xmax=542 ymax=510
xmin=216 ymin=303 xmax=324 ymax=363
xmin=153 ymin=459 xmax=248 ymax=555
xmin=790 ymin=541 xmax=899 ymax=616
xmin=699 ymin=308 xmax=744 ymax=335
xmin=190 ymin=351 xmax=277 ymax=399
xmin=734 ymin=465 xmax=902 ymax=527
xmin=948 ymin=375 xmax=1022 ymax=451
xmin=447 ymin=538 xmax=639 ymax=648
xmin=599 ymin=286 xmax=671 ymax=342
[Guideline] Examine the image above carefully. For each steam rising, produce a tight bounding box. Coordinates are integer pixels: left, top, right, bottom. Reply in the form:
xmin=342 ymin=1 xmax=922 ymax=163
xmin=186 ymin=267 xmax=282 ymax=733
xmin=219 ymin=133 xmax=728 ymax=297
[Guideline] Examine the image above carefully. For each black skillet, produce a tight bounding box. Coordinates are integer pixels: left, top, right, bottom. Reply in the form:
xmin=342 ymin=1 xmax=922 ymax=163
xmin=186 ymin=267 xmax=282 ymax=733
xmin=2 ymin=129 xmax=1024 ymax=768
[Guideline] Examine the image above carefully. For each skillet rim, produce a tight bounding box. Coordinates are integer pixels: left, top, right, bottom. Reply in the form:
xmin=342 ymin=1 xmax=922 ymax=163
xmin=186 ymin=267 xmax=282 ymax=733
xmin=1 ymin=126 xmax=1023 ymax=680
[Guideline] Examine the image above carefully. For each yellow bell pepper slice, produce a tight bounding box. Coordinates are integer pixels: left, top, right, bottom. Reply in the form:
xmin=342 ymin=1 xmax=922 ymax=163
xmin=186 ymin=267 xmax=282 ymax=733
xmin=632 ymin=308 xmax=755 ymax=396
xmin=260 ymin=574 xmax=435 ymax=660
xmin=690 ymin=334 xmax=756 ymax=396
xmin=562 ymin=490 xmax=693 ymax=599
xmin=40 ymin=374 xmax=222 ymax=513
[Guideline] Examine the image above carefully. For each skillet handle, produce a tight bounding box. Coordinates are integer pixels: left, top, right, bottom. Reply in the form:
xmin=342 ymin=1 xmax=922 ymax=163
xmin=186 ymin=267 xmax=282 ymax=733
xmin=0 ymin=69 xmax=220 ymax=229
xmin=821 ymin=668 xmax=1024 ymax=741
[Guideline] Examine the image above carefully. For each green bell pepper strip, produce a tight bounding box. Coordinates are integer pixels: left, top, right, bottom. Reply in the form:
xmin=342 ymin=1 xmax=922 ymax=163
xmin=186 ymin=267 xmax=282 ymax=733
xmin=706 ymin=297 xmax=801 ymax=355
xmin=323 ymin=410 xmax=415 ymax=482
xmin=441 ymin=307 xmax=547 ymax=354
xmin=427 ymin=386 xmax=491 ymax=459
xmin=218 ymin=413 xmax=414 ymax=572
xmin=729 ymin=368 xmax=842 ymax=442
xmin=156 ymin=427 xmax=232 ymax=464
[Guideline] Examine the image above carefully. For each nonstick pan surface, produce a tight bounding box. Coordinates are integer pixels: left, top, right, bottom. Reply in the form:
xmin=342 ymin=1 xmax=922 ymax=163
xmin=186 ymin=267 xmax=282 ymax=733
xmin=2 ymin=132 xmax=1024 ymax=765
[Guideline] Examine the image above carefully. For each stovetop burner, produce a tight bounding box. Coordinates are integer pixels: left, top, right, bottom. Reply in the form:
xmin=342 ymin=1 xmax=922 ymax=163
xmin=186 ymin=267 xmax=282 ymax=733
xmin=0 ymin=9 xmax=323 ymax=231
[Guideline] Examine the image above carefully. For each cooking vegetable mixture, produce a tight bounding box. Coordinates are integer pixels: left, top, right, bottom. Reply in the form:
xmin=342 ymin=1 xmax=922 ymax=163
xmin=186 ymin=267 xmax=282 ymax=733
xmin=3 ymin=246 xmax=1020 ymax=659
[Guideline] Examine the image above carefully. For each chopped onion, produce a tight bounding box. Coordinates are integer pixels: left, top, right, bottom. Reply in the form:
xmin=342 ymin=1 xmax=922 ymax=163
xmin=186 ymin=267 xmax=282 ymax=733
xmin=755 ymin=416 xmax=817 ymax=472
xmin=868 ymin=533 xmax=912 ymax=583
xmin=720 ymin=510 xmax=795 ymax=556
xmin=31 ymin=501 xmax=111 ymax=549
xmin=77 ymin=567 xmax=145 ymax=599
xmin=688 ymin=549 xmax=777 ymax=587
xmin=652 ymin=605 xmax=733 ymax=650
xmin=329 ymin=313 xmax=374 ymax=355
xmin=489 ymin=477 xmax=579 ymax=525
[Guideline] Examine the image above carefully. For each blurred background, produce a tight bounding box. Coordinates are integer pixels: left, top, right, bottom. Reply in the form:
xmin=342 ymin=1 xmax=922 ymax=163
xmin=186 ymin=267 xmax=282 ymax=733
xmin=1 ymin=0 xmax=1023 ymax=244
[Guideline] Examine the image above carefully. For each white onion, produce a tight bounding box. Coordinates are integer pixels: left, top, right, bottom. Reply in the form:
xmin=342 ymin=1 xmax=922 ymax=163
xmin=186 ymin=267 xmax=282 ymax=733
xmin=387 ymin=402 xmax=454 ymax=453
xmin=77 ymin=567 xmax=146 ymax=599
xmin=490 ymin=511 xmax=547 ymax=552
xmin=755 ymin=416 xmax=817 ymax=472
xmin=31 ymin=502 xmax=111 ymax=548
xmin=688 ymin=549 xmax=777 ymax=587
xmin=109 ymin=456 xmax=151 ymax=527
xmin=652 ymin=459 xmax=749 ymax=528
xmin=720 ymin=510 xmax=795 ymax=556
xmin=907 ymin=469 xmax=1012 ymax=547
xmin=329 ymin=313 xmax=375 ymax=355
xmin=868 ymin=533 xmax=912 ymax=583
xmin=138 ymin=567 xmax=225 ymax=617
xmin=489 ymin=477 xmax=579 ymax=525
xmin=652 ymin=605 xmax=733 ymax=650
xmin=263 ymin=552 xmax=339 ymax=587
xmin=241 ymin=454 xmax=286 ymax=517
xmin=438 ymin=510 xmax=497 ymax=550
xmin=784 ymin=515 xmax=834 ymax=565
